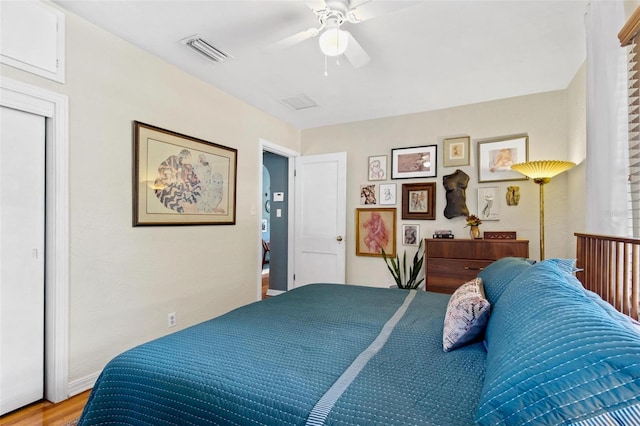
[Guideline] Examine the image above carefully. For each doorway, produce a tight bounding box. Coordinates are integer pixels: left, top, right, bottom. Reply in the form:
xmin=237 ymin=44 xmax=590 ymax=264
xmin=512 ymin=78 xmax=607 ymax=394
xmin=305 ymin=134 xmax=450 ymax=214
xmin=258 ymin=140 xmax=297 ymax=299
xmin=262 ymin=151 xmax=289 ymax=297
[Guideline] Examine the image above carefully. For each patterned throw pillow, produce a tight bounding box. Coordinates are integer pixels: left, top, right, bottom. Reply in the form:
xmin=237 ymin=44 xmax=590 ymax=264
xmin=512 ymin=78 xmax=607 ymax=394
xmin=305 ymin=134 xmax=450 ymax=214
xmin=442 ymin=278 xmax=491 ymax=352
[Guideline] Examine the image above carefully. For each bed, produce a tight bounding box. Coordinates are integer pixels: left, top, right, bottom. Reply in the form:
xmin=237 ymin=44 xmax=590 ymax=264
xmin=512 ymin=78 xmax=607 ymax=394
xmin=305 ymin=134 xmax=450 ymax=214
xmin=79 ymin=257 xmax=640 ymax=425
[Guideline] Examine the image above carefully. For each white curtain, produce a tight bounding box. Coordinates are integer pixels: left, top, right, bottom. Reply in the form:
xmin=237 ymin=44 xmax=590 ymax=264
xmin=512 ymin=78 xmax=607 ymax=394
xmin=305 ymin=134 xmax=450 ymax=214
xmin=585 ymin=1 xmax=630 ymax=236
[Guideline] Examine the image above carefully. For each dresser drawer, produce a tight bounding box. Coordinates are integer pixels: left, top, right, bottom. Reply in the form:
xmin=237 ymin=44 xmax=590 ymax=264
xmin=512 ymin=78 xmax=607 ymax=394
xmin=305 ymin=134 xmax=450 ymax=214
xmin=425 ymin=258 xmax=492 ymax=294
xmin=425 ymin=239 xmax=528 ymax=260
xmin=423 ymin=238 xmax=529 ymax=294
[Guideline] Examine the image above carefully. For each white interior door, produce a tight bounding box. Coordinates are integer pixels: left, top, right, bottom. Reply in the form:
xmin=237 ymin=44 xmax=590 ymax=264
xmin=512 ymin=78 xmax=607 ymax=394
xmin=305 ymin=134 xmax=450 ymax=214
xmin=0 ymin=106 xmax=45 ymax=415
xmin=294 ymin=152 xmax=346 ymax=286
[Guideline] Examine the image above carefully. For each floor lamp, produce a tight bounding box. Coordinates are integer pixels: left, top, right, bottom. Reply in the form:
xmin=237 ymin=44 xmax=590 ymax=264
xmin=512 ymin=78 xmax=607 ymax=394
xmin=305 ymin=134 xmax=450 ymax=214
xmin=510 ymin=160 xmax=576 ymax=260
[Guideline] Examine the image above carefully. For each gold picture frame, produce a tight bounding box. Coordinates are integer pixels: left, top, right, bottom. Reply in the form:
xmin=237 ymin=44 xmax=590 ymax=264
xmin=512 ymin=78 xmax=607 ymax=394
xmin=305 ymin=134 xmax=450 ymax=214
xmin=133 ymin=121 xmax=237 ymax=226
xmin=443 ymin=136 xmax=470 ymax=167
xmin=356 ymin=208 xmax=396 ymax=257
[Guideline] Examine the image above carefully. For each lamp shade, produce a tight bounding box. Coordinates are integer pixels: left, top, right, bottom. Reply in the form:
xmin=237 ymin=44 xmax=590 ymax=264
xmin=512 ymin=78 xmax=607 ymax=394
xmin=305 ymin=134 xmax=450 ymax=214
xmin=511 ymin=160 xmax=576 ymax=180
xmin=319 ymin=27 xmax=348 ymax=56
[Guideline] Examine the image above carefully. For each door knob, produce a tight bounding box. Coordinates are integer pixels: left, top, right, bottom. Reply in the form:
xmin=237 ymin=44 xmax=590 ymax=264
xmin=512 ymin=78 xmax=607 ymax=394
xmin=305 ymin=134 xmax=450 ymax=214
xmin=336 ymin=236 xmax=343 ymax=242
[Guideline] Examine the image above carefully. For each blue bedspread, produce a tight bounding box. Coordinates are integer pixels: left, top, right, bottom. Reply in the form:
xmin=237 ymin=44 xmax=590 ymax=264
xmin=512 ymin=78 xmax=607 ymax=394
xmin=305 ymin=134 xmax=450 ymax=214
xmin=79 ymin=284 xmax=486 ymax=425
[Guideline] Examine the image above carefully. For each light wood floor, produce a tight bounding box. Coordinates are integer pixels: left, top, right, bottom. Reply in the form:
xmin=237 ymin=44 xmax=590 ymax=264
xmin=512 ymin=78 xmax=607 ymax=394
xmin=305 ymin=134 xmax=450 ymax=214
xmin=0 ymin=390 xmax=91 ymax=426
xmin=262 ymin=269 xmax=269 ymax=299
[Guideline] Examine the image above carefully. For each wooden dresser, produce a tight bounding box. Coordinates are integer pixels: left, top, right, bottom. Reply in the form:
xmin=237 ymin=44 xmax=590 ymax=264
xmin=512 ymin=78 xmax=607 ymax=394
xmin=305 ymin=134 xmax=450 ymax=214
xmin=424 ymin=238 xmax=529 ymax=294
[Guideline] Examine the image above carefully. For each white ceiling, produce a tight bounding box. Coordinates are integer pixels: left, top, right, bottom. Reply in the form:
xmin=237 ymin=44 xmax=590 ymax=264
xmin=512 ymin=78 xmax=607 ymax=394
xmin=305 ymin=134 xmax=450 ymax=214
xmin=54 ymin=0 xmax=588 ymax=130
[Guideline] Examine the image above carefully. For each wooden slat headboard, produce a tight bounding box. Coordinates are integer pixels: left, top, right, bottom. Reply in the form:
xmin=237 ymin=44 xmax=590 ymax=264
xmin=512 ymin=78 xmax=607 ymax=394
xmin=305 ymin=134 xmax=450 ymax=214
xmin=575 ymin=233 xmax=640 ymax=320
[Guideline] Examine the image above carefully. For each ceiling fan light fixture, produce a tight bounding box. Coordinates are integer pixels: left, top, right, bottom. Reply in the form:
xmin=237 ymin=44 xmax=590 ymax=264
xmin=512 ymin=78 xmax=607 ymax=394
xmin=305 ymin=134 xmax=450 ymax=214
xmin=319 ymin=27 xmax=348 ymax=57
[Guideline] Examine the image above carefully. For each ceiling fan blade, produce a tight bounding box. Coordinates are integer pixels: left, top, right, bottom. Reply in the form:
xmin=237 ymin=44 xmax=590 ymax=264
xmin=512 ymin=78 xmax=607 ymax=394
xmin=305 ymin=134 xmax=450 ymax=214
xmin=347 ymin=0 xmax=422 ymax=23
xmin=343 ymin=31 xmax=370 ymax=68
xmin=267 ymin=27 xmax=320 ymax=51
xmin=306 ymin=0 xmax=328 ymax=13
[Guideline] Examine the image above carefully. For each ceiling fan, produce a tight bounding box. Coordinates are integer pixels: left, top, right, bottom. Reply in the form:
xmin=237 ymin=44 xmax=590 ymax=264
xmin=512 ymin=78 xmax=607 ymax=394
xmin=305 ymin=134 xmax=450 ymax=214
xmin=270 ymin=0 xmax=419 ymax=69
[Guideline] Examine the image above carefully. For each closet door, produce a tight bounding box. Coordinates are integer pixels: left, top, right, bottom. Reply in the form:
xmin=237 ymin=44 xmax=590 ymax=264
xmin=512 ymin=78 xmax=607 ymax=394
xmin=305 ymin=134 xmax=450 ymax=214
xmin=0 ymin=106 xmax=45 ymax=415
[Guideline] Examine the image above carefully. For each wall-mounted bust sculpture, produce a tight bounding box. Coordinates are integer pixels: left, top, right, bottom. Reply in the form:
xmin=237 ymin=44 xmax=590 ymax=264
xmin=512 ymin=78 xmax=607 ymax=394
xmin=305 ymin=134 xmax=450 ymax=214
xmin=506 ymin=186 xmax=520 ymax=206
xmin=443 ymin=169 xmax=470 ymax=219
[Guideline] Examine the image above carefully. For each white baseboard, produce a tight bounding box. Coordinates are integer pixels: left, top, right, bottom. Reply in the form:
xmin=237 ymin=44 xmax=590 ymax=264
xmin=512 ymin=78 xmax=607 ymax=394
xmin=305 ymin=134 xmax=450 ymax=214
xmin=68 ymin=371 xmax=101 ymax=397
xmin=266 ymin=289 xmax=285 ymax=296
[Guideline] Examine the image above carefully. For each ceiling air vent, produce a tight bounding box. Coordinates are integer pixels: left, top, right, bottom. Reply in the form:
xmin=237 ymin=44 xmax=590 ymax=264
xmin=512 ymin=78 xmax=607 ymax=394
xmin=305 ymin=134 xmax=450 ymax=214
xmin=180 ymin=34 xmax=232 ymax=64
xmin=280 ymin=94 xmax=318 ymax=111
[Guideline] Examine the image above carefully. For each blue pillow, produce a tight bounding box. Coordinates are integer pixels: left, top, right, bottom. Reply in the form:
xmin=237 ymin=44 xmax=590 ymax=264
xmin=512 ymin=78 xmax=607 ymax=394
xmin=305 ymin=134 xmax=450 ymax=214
xmin=476 ymin=261 xmax=640 ymax=425
xmin=477 ymin=257 xmax=532 ymax=305
xmin=542 ymin=257 xmax=578 ymax=273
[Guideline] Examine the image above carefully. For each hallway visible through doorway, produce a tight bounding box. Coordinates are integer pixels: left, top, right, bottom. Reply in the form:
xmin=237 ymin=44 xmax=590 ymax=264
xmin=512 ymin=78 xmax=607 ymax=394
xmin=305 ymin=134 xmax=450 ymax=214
xmin=262 ymin=151 xmax=289 ymax=296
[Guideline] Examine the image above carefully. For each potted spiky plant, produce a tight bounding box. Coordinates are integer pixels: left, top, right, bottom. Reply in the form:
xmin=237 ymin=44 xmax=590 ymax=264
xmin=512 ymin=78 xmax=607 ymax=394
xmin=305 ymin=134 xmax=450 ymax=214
xmin=381 ymin=239 xmax=424 ymax=289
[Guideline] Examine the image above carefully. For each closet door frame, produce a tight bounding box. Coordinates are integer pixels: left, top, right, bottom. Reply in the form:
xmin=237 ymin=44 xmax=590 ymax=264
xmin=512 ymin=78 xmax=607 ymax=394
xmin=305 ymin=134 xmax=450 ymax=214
xmin=0 ymin=76 xmax=69 ymax=403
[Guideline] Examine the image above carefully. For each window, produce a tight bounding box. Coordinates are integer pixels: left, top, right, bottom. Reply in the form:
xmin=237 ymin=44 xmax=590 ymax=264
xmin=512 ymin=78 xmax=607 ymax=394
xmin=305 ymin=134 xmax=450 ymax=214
xmin=620 ymin=8 xmax=640 ymax=236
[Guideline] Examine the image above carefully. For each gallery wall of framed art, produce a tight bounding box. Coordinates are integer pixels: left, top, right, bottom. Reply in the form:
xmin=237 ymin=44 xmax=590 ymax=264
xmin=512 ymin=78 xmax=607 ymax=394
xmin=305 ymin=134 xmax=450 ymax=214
xmin=354 ymin=131 xmax=537 ymax=257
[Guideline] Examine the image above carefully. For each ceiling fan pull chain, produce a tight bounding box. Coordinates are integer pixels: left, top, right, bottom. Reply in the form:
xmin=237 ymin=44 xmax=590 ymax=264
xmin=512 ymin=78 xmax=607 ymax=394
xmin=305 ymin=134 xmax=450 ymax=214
xmin=324 ymin=54 xmax=328 ymax=77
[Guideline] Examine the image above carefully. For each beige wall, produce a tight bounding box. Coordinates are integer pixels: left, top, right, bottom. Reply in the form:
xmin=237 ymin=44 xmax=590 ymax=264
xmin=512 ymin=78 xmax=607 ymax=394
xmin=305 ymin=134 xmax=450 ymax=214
xmin=1 ymin=3 xmax=588 ymax=393
xmin=301 ymin=86 xmax=582 ymax=286
xmin=1 ymin=9 xmax=300 ymax=384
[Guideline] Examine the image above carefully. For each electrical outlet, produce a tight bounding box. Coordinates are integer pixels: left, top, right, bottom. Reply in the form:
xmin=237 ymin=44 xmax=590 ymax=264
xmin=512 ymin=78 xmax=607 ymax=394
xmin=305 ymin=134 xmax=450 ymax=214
xmin=168 ymin=312 xmax=176 ymax=328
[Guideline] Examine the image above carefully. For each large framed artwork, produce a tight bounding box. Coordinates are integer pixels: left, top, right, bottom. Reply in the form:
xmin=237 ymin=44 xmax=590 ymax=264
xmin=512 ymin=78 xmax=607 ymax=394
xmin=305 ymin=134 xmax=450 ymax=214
xmin=356 ymin=208 xmax=396 ymax=257
xmin=133 ymin=121 xmax=238 ymax=226
xmin=443 ymin=136 xmax=470 ymax=167
xmin=391 ymin=145 xmax=437 ymax=179
xmin=401 ymin=182 xmax=436 ymax=220
xmin=477 ymin=135 xmax=528 ymax=183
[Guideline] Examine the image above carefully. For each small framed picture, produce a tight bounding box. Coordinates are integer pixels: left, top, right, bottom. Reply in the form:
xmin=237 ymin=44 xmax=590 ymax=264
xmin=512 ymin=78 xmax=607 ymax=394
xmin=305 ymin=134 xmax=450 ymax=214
xmin=368 ymin=155 xmax=387 ymax=181
xmin=402 ymin=224 xmax=420 ymax=246
xmin=391 ymin=145 xmax=437 ymax=179
xmin=379 ymin=183 xmax=397 ymax=205
xmin=478 ymin=135 xmax=529 ymax=183
xmin=402 ymin=182 xmax=436 ymax=220
xmin=360 ymin=184 xmax=376 ymax=205
xmin=261 ymin=219 xmax=268 ymax=232
xmin=355 ymin=208 xmax=396 ymax=257
xmin=478 ymin=186 xmax=500 ymax=221
xmin=443 ymin=136 xmax=470 ymax=167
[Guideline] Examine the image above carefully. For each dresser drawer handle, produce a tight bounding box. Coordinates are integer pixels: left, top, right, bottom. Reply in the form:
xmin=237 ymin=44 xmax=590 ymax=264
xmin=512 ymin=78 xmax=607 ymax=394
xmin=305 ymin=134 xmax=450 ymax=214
xmin=464 ymin=266 xmax=484 ymax=271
